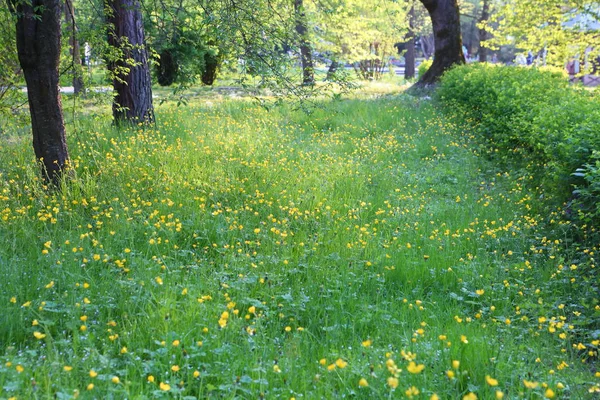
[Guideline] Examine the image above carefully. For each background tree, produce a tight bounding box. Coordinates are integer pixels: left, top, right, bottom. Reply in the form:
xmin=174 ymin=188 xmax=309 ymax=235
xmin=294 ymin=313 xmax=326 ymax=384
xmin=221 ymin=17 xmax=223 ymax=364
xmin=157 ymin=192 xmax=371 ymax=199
xmin=7 ymin=0 xmax=69 ymax=185
xmin=294 ymin=0 xmax=314 ymax=85
xmin=486 ymin=0 xmax=600 ymax=69
xmin=416 ymin=0 xmax=465 ymax=85
xmin=404 ymin=2 xmax=416 ymax=79
xmin=105 ymin=0 xmax=154 ymax=124
xmin=144 ymin=0 xmax=227 ymax=87
xmin=478 ymin=0 xmax=490 ymax=62
xmin=309 ymin=0 xmax=409 ymax=81
xmin=64 ymin=0 xmax=84 ymax=94
xmin=0 ymin=5 xmax=25 ymax=128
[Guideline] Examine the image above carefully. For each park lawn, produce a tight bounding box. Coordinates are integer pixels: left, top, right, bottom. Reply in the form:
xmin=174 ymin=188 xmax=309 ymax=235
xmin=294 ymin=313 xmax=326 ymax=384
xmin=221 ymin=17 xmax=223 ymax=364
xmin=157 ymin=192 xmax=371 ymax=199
xmin=0 ymin=88 xmax=597 ymax=399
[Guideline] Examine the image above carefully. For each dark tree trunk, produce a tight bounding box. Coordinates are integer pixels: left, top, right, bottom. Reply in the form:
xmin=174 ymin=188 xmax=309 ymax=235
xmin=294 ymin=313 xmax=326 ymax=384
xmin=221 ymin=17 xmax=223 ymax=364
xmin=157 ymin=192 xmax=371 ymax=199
xmin=64 ymin=0 xmax=84 ymax=95
xmin=8 ymin=0 xmax=69 ymax=185
xmin=156 ymin=49 xmax=178 ymax=86
xmin=405 ymin=5 xmax=416 ymax=79
xmin=416 ymin=0 xmax=465 ymax=86
xmin=201 ymin=51 xmax=219 ymax=86
xmin=326 ymin=60 xmax=339 ymax=80
xmin=419 ymin=34 xmax=435 ymax=59
xmin=294 ymin=0 xmax=314 ymax=86
xmin=468 ymin=16 xmax=476 ymax=57
xmin=105 ymin=0 xmax=154 ymax=125
xmin=478 ymin=0 xmax=490 ymax=63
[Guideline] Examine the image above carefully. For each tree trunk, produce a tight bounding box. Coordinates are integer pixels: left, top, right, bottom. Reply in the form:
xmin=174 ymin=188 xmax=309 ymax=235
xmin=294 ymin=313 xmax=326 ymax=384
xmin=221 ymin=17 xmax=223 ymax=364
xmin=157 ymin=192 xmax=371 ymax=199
xmin=105 ymin=0 xmax=154 ymax=125
xmin=326 ymin=60 xmax=339 ymax=80
xmin=9 ymin=0 xmax=69 ymax=185
xmin=405 ymin=5 xmax=416 ymax=79
xmin=419 ymin=34 xmax=434 ymax=59
xmin=416 ymin=0 xmax=465 ymax=86
xmin=294 ymin=0 xmax=314 ymax=86
xmin=64 ymin=0 xmax=84 ymax=95
xmin=201 ymin=51 xmax=220 ymax=86
xmin=156 ymin=49 xmax=178 ymax=86
xmin=478 ymin=0 xmax=490 ymax=63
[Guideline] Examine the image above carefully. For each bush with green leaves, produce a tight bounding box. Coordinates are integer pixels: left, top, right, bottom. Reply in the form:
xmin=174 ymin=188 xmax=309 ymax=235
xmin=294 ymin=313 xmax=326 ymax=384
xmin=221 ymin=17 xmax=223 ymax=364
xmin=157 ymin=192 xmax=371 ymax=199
xmin=417 ymin=58 xmax=432 ymax=78
xmin=437 ymin=64 xmax=600 ymax=235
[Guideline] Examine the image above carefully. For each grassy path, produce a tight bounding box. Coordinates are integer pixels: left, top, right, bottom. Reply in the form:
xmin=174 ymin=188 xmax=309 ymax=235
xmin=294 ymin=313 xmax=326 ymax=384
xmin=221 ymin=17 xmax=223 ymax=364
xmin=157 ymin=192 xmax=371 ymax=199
xmin=0 ymin=93 xmax=597 ymax=398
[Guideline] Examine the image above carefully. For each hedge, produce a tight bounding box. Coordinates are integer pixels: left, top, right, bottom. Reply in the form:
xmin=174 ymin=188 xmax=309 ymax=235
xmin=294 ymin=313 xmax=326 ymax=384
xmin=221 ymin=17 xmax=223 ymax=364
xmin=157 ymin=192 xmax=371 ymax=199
xmin=436 ymin=63 xmax=600 ymax=235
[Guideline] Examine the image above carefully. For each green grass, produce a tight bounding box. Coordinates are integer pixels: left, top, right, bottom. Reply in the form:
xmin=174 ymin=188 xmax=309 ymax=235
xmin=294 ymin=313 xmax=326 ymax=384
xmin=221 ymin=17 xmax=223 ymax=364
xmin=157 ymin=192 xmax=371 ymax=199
xmin=0 ymin=86 xmax=598 ymax=399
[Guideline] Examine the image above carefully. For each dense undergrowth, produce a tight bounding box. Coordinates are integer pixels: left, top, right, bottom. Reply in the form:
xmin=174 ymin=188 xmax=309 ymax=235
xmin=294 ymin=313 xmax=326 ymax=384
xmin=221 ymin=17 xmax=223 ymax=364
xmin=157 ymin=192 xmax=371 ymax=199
xmin=0 ymin=84 xmax=598 ymax=398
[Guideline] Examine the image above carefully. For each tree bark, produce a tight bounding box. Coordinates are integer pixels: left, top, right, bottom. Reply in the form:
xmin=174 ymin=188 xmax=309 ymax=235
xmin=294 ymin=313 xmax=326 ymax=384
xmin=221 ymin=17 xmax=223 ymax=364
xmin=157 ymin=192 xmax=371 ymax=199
xmin=419 ymin=34 xmax=434 ymax=59
xmin=405 ymin=5 xmax=416 ymax=79
xmin=105 ymin=0 xmax=154 ymax=125
xmin=478 ymin=0 xmax=490 ymax=63
xmin=326 ymin=60 xmax=339 ymax=80
xmin=201 ymin=51 xmax=219 ymax=86
xmin=9 ymin=0 xmax=69 ymax=185
xmin=294 ymin=0 xmax=314 ymax=86
xmin=64 ymin=0 xmax=84 ymax=95
xmin=416 ymin=0 xmax=465 ymax=86
xmin=156 ymin=49 xmax=178 ymax=86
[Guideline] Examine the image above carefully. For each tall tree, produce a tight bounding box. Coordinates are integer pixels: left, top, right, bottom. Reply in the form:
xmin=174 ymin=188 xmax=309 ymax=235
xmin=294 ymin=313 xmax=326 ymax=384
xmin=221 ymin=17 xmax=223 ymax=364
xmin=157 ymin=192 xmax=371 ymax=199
xmin=416 ymin=0 xmax=465 ymax=85
xmin=404 ymin=3 xmax=416 ymax=79
xmin=308 ymin=0 xmax=408 ymax=81
xmin=294 ymin=0 xmax=314 ymax=85
xmin=105 ymin=0 xmax=154 ymax=124
xmin=7 ymin=0 xmax=69 ymax=185
xmin=64 ymin=0 xmax=84 ymax=95
xmin=478 ymin=0 xmax=490 ymax=62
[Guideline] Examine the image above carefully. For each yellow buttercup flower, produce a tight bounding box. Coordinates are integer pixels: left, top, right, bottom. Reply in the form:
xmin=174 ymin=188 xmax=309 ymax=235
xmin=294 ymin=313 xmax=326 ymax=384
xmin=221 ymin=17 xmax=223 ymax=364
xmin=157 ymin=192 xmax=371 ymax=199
xmin=33 ymin=331 xmax=46 ymax=340
xmin=486 ymin=375 xmax=499 ymax=386
xmin=523 ymin=379 xmax=539 ymax=389
xmin=387 ymin=376 xmax=399 ymax=389
xmin=407 ymin=361 xmax=425 ymax=374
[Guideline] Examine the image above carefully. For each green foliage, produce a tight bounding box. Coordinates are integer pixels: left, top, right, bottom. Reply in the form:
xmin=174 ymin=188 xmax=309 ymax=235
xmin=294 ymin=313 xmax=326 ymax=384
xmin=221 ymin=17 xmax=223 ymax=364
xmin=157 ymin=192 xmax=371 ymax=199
xmin=485 ymin=1 xmax=600 ymax=67
xmin=308 ymin=0 xmax=409 ymax=80
xmin=417 ymin=58 xmax=432 ymax=78
xmin=437 ymin=64 xmax=600 ymax=196
xmin=573 ymin=151 xmax=600 ymax=225
xmin=144 ymin=1 xmax=226 ymax=87
xmin=0 ymin=6 xmax=27 ymax=130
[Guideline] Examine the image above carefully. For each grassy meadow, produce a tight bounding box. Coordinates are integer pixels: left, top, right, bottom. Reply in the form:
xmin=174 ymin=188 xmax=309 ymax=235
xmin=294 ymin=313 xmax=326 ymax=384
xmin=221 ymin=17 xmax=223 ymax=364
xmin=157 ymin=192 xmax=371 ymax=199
xmin=0 ymin=85 xmax=598 ymax=399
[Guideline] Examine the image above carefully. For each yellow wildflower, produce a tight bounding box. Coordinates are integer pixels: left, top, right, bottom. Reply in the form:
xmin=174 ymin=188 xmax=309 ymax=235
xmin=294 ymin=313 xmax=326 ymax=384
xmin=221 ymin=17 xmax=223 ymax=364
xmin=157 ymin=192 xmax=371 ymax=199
xmin=486 ymin=375 xmax=499 ymax=386
xmin=407 ymin=361 xmax=425 ymax=374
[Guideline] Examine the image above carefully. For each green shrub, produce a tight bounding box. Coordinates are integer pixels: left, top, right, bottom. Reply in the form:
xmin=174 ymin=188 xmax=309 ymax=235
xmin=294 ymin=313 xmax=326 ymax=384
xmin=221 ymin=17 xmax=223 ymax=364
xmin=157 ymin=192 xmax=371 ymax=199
xmin=417 ymin=59 xmax=432 ymax=78
xmin=437 ymin=64 xmax=600 ymax=235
